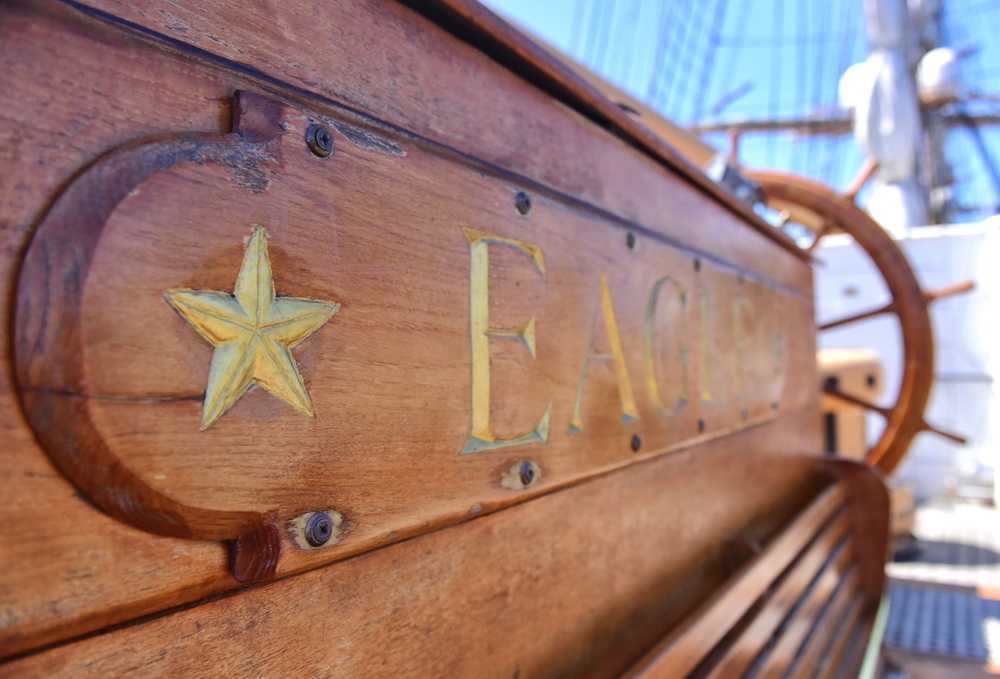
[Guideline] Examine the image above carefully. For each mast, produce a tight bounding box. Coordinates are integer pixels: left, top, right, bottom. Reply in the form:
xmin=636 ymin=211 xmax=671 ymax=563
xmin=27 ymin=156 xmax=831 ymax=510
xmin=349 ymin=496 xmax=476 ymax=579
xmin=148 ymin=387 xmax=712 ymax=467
xmin=688 ymin=0 xmax=999 ymax=230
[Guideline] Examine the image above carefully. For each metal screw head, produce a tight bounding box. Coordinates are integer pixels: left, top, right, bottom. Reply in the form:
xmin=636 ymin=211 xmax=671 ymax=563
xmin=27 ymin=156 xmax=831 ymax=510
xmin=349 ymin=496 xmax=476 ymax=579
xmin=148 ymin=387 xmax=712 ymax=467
xmin=515 ymin=191 xmax=532 ymax=215
xmin=306 ymin=124 xmax=334 ymax=158
xmin=626 ymin=232 xmax=638 ymax=250
xmin=304 ymin=512 xmax=334 ymax=547
xmin=698 ymin=419 xmax=706 ymax=433
xmin=518 ymin=460 xmax=535 ymax=486
xmin=630 ymin=434 xmax=642 ymax=452
xmin=694 ymin=258 xmax=702 ymax=271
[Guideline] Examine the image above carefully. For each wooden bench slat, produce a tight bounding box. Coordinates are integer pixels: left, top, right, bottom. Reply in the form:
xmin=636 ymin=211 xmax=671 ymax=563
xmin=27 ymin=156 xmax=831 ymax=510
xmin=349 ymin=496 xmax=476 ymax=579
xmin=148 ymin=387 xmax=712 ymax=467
xmin=624 ymin=484 xmax=846 ymax=679
xmin=818 ymin=595 xmax=866 ymax=679
xmin=752 ymin=541 xmax=856 ymax=679
xmin=785 ymin=570 xmax=863 ymax=679
xmin=702 ymin=511 xmax=852 ymax=679
xmin=839 ymin=611 xmax=877 ymax=679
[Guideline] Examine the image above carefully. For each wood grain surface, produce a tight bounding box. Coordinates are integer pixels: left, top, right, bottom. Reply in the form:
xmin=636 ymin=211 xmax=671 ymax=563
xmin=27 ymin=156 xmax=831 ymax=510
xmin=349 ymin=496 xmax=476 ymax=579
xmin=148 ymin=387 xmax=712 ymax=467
xmin=0 ymin=0 xmax=826 ymax=667
xmin=621 ymin=485 xmax=846 ymax=678
xmin=2 ymin=410 xmax=829 ymax=677
xmin=618 ymin=459 xmax=887 ymax=679
xmin=15 ymin=89 xmax=816 ymax=583
xmin=71 ymin=0 xmax=808 ymax=266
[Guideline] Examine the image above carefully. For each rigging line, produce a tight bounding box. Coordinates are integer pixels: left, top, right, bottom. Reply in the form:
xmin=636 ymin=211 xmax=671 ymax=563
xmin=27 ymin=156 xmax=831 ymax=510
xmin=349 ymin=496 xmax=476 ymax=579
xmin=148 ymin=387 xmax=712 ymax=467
xmin=685 ymin=0 xmax=713 ymax=122
xmin=659 ymin=0 xmax=685 ymax=113
xmin=582 ymin=0 xmax=602 ymax=66
xmin=658 ymin=1 xmax=685 ymax=114
xmin=952 ymin=55 xmax=1000 ymax=208
xmin=661 ymin=1 xmax=691 ymax=115
xmin=767 ymin=0 xmax=784 ymax=167
xmin=827 ymin=0 xmax=860 ymax=188
xmin=592 ymin=0 xmax=614 ymax=74
xmin=692 ymin=0 xmax=722 ymax=121
xmin=593 ymin=0 xmax=614 ymax=68
xmin=958 ymin=1 xmax=1000 ymax=81
xmin=669 ymin=0 xmax=698 ymax=121
xmin=715 ymin=32 xmax=863 ymax=46
xmin=569 ymin=0 xmax=586 ymax=57
xmin=714 ymin=0 xmax=752 ymax=119
xmin=941 ymin=1 xmax=999 ymax=217
xmin=604 ymin=0 xmax=622 ymax=82
xmin=601 ymin=0 xmax=620 ymax=74
xmin=645 ymin=0 xmax=675 ymax=107
xmin=805 ymin=0 xmax=827 ymax=178
xmin=618 ymin=0 xmax=642 ymax=89
xmin=676 ymin=0 xmax=708 ymax=122
xmin=693 ymin=0 xmax=727 ymax=123
xmin=791 ymin=0 xmax=808 ymax=176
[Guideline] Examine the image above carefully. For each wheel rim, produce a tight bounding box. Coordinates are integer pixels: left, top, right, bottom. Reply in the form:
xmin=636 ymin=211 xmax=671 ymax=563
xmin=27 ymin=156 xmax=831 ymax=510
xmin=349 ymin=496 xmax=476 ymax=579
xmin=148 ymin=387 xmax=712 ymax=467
xmin=747 ymin=170 xmax=934 ymax=474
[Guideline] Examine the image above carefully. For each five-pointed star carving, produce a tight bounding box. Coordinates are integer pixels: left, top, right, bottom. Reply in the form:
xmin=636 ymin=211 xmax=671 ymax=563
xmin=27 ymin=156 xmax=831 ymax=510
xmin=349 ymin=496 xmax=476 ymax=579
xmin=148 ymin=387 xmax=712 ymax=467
xmin=164 ymin=226 xmax=340 ymax=430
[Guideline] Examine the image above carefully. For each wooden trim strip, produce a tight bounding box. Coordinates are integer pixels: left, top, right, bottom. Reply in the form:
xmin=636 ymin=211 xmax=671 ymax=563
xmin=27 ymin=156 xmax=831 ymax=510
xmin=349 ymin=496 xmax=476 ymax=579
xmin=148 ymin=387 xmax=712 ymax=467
xmin=623 ymin=484 xmax=846 ymax=679
xmin=702 ymin=512 xmax=852 ymax=679
xmin=396 ymin=0 xmax=808 ymax=262
xmin=785 ymin=569 xmax=863 ymax=679
xmin=844 ymin=607 xmax=879 ymax=679
xmin=818 ymin=595 xmax=866 ymax=679
xmin=752 ymin=543 xmax=856 ymax=679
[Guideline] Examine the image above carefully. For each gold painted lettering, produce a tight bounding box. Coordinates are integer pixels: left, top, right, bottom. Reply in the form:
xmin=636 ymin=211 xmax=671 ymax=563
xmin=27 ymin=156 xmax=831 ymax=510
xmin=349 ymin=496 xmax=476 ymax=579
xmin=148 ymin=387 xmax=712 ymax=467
xmin=569 ymin=274 xmax=639 ymax=433
xmin=461 ymin=227 xmax=552 ymax=454
xmin=731 ymin=296 xmax=752 ymax=398
xmin=698 ymin=288 xmax=719 ymax=404
xmin=771 ymin=334 xmax=787 ymax=393
xmin=644 ymin=276 xmax=689 ymax=416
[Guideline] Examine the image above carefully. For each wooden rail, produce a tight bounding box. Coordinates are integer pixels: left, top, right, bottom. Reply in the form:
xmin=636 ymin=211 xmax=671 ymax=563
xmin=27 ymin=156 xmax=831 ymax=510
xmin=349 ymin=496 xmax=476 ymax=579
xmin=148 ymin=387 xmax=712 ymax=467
xmin=623 ymin=462 xmax=887 ymax=678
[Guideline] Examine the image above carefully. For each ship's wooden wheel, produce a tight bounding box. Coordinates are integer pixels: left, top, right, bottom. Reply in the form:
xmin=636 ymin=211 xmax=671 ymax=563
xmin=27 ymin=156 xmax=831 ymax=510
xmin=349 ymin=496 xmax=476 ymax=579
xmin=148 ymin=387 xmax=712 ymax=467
xmin=745 ymin=164 xmax=971 ymax=475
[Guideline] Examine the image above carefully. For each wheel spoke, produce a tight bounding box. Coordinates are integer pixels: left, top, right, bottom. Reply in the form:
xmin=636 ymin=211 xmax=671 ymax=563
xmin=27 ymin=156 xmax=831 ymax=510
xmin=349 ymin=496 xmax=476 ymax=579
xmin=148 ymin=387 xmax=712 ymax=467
xmin=843 ymin=158 xmax=878 ymax=201
xmin=924 ymin=280 xmax=974 ymax=303
xmin=822 ymin=385 xmax=891 ymax=418
xmin=819 ymin=301 xmax=896 ymax=331
xmin=804 ymin=222 xmax=831 ymax=255
xmin=919 ymin=420 xmax=967 ymax=445
xmin=750 ymin=169 xmax=937 ymax=476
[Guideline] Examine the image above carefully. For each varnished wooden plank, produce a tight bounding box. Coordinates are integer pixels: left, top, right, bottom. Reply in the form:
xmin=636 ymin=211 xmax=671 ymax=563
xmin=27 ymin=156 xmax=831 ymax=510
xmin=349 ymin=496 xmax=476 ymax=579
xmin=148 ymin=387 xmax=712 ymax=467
xmin=818 ymin=595 xmax=866 ymax=679
xmin=395 ymin=0 xmax=805 ymax=259
xmin=753 ymin=545 xmax=856 ymax=679
xmin=0 ymin=0 xmax=822 ymax=658
xmin=0 ymin=1 xmax=249 ymax=658
xmin=839 ymin=613 xmax=877 ymax=679
xmin=701 ymin=511 xmax=852 ymax=679
xmin=66 ymin=0 xmax=812 ymax=291
xmin=785 ymin=570 xmax=863 ymax=679
xmin=762 ymin=462 xmax=887 ymax=679
xmin=1 ymin=418 xmax=828 ymax=677
xmin=831 ymin=460 xmax=890 ymax=601
xmin=14 ymin=89 xmax=815 ymax=582
xmin=621 ymin=484 xmax=846 ymax=679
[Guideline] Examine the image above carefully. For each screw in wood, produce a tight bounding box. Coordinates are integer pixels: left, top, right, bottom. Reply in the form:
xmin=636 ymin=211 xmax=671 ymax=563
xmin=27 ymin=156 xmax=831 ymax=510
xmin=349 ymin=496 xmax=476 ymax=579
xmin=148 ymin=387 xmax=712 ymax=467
xmin=515 ymin=191 xmax=532 ymax=215
xmin=518 ymin=460 xmax=535 ymax=486
xmin=630 ymin=434 xmax=642 ymax=452
xmin=304 ymin=511 xmax=334 ymax=547
xmin=305 ymin=123 xmax=334 ymax=158
xmin=627 ymin=232 xmax=638 ymax=249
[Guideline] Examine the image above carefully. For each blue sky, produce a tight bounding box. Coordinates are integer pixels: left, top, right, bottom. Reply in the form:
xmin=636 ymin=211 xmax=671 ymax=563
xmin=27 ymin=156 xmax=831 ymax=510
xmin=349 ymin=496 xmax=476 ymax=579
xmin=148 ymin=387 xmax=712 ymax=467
xmin=481 ymin=0 xmax=1000 ymax=223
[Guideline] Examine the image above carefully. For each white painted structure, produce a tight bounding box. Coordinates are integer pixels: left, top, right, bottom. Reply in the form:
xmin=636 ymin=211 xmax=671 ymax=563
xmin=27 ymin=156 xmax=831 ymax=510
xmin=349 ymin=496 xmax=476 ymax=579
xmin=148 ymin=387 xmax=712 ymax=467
xmin=815 ymin=219 xmax=1000 ymax=501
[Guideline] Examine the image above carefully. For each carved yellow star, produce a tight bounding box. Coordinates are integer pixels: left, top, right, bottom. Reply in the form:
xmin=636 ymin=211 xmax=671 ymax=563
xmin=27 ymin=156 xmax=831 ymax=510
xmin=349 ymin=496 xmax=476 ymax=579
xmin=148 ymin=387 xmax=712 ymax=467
xmin=164 ymin=226 xmax=339 ymax=430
